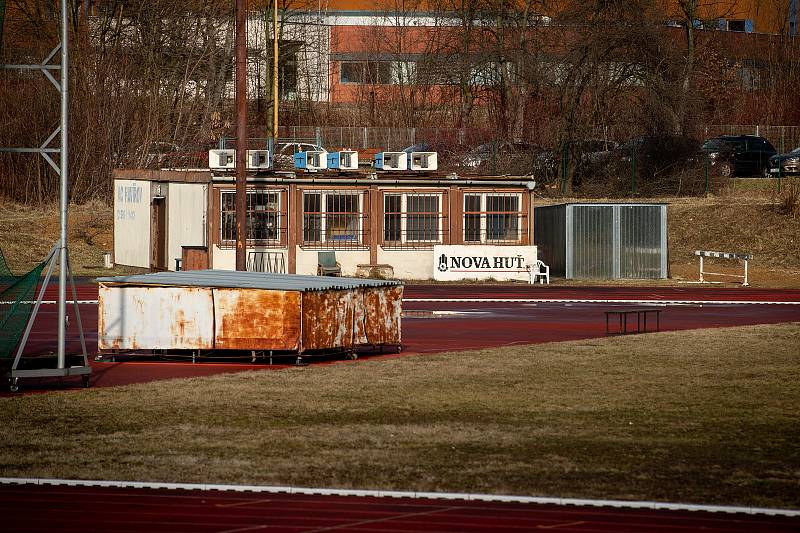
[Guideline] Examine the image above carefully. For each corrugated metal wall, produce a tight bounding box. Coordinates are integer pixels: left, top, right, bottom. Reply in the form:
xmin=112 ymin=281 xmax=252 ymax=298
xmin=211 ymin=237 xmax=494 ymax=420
xmin=569 ymin=205 xmax=614 ymax=279
xmin=619 ymin=205 xmax=665 ymax=279
xmin=533 ymin=204 xmax=567 ymax=276
xmin=534 ymin=203 xmax=667 ymax=280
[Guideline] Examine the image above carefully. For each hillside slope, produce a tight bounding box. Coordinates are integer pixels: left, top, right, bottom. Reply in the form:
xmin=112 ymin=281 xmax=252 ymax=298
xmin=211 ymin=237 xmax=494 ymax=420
xmin=1 ymin=192 xmax=798 ymax=286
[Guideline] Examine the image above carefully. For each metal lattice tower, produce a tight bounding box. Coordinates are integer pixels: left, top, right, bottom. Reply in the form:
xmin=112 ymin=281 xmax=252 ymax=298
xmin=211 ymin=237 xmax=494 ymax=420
xmin=0 ymin=1 xmax=91 ymax=391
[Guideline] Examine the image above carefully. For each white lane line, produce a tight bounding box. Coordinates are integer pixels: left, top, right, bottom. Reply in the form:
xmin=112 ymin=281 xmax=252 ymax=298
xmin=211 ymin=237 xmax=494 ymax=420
xmin=404 ymin=298 xmax=800 ymax=305
xmin=0 ymin=477 xmax=797 ymax=517
xmin=4 ymin=298 xmax=800 ymax=306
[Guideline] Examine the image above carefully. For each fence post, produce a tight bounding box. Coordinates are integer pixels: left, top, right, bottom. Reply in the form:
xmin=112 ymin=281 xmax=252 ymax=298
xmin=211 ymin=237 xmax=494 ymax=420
xmin=705 ymin=155 xmax=709 ymax=195
xmin=363 ymin=127 xmax=368 ymax=149
xmin=779 ymin=129 xmax=784 ymax=194
xmin=490 ymin=140 xmax=497 ymax=174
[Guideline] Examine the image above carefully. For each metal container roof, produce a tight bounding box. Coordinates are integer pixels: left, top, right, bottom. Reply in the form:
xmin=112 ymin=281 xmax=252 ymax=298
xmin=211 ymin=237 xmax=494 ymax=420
xmin=97 ymin=270 xmax=403 ymax=292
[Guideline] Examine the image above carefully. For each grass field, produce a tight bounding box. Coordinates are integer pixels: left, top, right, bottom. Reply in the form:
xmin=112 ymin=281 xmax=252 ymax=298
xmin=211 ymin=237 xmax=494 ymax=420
xmin=2 ymin=323 xmax=798 ymax=509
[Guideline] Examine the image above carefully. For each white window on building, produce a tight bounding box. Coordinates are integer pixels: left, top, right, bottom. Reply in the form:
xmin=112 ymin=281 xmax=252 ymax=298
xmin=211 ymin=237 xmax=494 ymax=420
xmin=463 ymin=192 xmax=523 ymax=243
xmin=303 ymin=190 xmax=365 ymax=248
xmin=383 ymin=192 xmax=443 ymax=247
xmin=220 ymin=190 xmax=281 ymax=244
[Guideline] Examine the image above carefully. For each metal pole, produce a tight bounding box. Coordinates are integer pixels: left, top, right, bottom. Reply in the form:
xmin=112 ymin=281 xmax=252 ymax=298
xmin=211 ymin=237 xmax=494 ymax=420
xmin=57 ymin=0 xmax=69 ymax=368
xmin=272 ymin=0 xmax=279 ymax=142
xmin=235 ymin=0 xmax=248 ymax=271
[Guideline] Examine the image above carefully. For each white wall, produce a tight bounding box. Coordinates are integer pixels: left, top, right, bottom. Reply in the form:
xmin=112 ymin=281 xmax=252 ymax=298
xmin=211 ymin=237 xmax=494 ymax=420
xmin=113 ymin=179 xmax=151 ymax=268
xmin=378 ymin=248 xmax=434 ymax=280
xmin=211 ymin=245 xmax=535 ymax=281
xmin=212 ymin=246 xmax=289 ymax=272
xmin=167 ymin=183 xmax=207 ymax=270
xmin=433 ymin=245 xmax=538 ymax=282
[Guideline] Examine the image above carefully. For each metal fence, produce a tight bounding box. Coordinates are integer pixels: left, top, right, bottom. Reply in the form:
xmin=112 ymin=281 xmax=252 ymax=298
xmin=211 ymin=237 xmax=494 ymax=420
xmin=276 ymin=125 xmax=800 ymax=153
xmin=278 ymin=126 xmax=492 ymax=151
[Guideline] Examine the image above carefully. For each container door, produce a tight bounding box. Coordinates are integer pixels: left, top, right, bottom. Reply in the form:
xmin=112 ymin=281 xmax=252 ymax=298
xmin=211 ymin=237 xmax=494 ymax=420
xmin=151 ymin=197 xmax=166 ymax=271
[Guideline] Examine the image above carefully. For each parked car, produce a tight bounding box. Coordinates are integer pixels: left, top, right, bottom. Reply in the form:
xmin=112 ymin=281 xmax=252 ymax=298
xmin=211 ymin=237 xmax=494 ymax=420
xmin=459 ymin=141 xmax=544 ymax=174
xmin=700 ymin=135 xmax=777 ymax=177
xmin=765 ymin=147 xmax=800 ymax=177
xmin=273 ymin=142 xmax=327 ymax=168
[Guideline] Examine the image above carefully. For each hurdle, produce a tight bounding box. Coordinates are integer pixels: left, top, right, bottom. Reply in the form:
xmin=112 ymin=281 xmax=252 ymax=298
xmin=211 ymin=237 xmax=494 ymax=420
xmin=695 ymin=250 xmax=752 ymax=286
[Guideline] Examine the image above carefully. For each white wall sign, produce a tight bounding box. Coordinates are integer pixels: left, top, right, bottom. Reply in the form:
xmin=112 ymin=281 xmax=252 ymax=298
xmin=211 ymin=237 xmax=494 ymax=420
xmin=113 ymin=179 xmax=151 ymax=268
xmin=433 ymin=245 xmax=537 ymax=282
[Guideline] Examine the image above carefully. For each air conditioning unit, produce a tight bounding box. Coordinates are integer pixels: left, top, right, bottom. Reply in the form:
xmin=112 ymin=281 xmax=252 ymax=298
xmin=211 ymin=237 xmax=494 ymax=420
xmin=410 ymin=151 xmax=438 ymax=171
xmin=375 ymin=152 xmax=407 ymax=171
xmin=294 ymin=151 xmax=327 ymax=171
xmin=209 ymin=149 xmax=235 ymax=170
xmin=327 ymin=150 xmax=359 ymax=170
xmin=247 ymin=150 xmax=271 ymax=170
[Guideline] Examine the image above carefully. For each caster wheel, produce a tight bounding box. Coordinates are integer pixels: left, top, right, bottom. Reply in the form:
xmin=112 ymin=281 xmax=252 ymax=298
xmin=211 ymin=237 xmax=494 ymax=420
xmin=82 ymin=375 xmax=90 ymax=388
xmin=9 ymin=378 xmax=19 ymax=393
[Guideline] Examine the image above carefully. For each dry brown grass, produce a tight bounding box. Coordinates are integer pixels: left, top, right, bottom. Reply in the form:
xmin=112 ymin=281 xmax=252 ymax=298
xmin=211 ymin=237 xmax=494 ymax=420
xmin=1 ymin=323 xmax=799 ymax=508
xmin=0 ymin=200 xmax=141 ymax=276
xmin=3 ymin=185 xmax=800 ymax=285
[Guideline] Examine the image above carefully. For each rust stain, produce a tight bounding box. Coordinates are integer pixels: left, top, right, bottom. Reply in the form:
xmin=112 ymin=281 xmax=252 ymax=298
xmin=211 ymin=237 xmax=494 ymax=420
xmin=214 ymin=289 xmax=302 ymax=350
xmin=98 ymin=283 xmax=401 ymax=354
xmin=302 ymin=286 xmax=402 ymax=351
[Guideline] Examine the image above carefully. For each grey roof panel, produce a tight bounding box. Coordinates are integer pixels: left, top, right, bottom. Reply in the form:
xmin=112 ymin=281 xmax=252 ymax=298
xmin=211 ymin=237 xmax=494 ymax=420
xmin=97 ymin=270 xmax=403 ymax=292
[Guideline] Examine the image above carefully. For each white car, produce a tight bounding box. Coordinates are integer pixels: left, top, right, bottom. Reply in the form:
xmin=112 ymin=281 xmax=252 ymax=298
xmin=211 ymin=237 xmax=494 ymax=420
xmin=273 ymin=142 xmax=327 ymax=168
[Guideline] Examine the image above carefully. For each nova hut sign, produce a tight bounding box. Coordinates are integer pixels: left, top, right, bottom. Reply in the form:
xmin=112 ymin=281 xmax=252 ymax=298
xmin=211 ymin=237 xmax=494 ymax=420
xmin=433 ymin=245 xmax=537 ymax=282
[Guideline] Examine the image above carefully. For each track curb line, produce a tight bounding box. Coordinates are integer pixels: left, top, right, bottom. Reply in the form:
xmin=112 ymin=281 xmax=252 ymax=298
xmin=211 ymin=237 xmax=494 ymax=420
xmin=1 ymin=477 xmax=798 ymax=517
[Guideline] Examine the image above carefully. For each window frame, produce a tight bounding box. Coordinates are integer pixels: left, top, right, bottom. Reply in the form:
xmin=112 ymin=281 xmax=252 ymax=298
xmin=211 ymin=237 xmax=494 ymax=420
xmin=463 ymin=192 xmax=524 ymax=244
xmin=302 ymin=190 xmax=366 ymax=248
xmin=383 ymin=192 xmax=444 ymax=247
xmin=219 ymin=189 xmax=282 ymax=246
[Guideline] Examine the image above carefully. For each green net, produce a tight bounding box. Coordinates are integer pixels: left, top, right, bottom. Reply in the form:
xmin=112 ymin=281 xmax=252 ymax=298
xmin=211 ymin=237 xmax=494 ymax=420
xmin=0 ymin=246 xmax=14 ymax=289
xmin=0 ymin=250 xmax=46 ymax=360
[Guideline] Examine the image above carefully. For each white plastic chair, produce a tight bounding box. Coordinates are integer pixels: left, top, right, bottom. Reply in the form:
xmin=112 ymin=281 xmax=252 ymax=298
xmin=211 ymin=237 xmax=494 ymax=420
xmin=529 ymin=260 xmax=550 ymax=284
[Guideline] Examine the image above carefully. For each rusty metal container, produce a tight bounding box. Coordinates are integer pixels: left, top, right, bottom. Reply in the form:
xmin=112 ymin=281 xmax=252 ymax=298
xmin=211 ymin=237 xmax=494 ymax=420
xmin=97 ymin=270 xmax=402 ymax=354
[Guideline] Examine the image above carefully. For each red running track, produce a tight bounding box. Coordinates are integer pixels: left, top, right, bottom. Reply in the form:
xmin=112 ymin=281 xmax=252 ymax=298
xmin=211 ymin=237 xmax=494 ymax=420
xmin=5 ymin=284 xmax=800 ymax=531
xmin=8 ymin=282 xmax=800 ymax=390
xmin=1 ymin=484 xmax=797 ymax=533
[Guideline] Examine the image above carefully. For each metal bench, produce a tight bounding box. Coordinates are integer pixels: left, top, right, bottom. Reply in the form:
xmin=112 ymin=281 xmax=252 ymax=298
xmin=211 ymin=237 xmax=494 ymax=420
xmin=605 ymin=308 xmax=661 ymax=335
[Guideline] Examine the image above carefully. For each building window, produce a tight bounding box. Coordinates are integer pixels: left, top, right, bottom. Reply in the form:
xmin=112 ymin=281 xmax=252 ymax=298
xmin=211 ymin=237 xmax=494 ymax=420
xmin=384 ymin=193 xmax=443 ymax=248
xmin=340 ymin=61 xmax=392 ymax=84
xmin=220 ymin=190 xmax=281 ymax=244
xmin=464 ymin=193 xmax=523 ymax=243
xmin=727 ymin=20 xmax=747 ymax=32
xmin=302 ymin=190 xmax=365 ymax=248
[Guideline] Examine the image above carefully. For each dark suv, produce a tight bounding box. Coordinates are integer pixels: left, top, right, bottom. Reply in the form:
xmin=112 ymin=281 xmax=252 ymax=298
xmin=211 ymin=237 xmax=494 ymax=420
xmin=701 ymin=135 xmax=777 ymax=177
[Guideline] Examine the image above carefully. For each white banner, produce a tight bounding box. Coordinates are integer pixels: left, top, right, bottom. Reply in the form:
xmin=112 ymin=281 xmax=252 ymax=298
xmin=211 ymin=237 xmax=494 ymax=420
xmin=433 ymin=245 xmax=537 ymax=282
